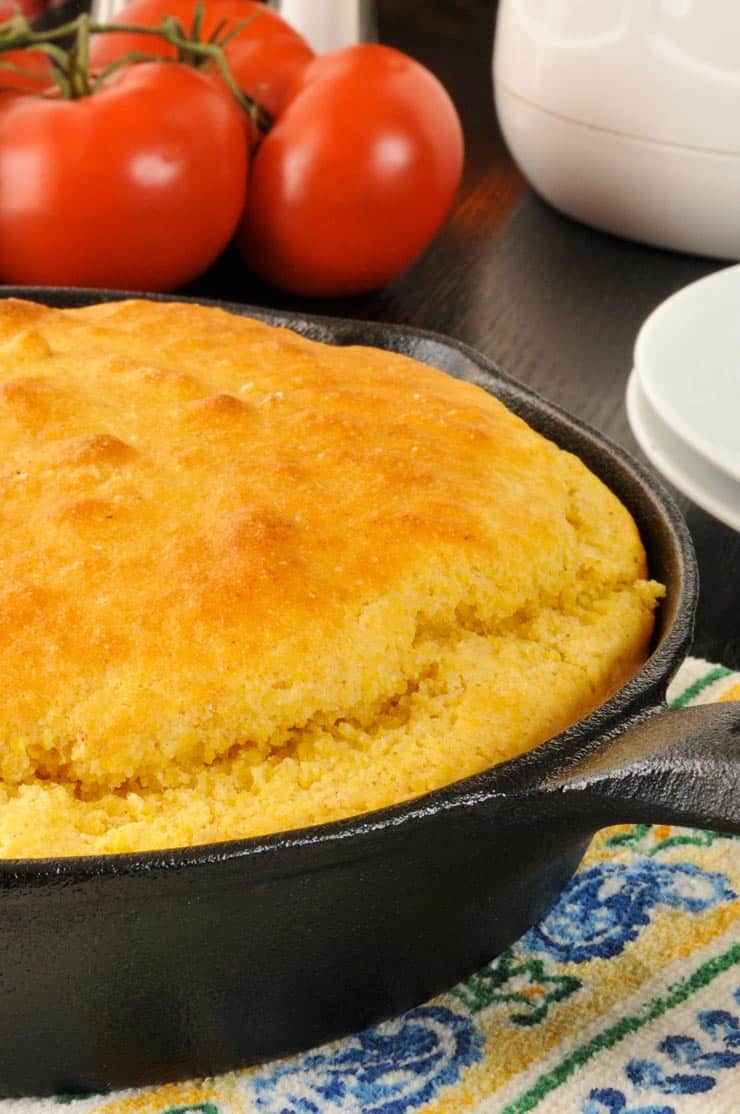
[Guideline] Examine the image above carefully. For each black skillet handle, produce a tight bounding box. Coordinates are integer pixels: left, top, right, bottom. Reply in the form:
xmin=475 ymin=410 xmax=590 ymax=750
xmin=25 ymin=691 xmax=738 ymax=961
xmin=537 ymin=702 xmax=740 ymax=834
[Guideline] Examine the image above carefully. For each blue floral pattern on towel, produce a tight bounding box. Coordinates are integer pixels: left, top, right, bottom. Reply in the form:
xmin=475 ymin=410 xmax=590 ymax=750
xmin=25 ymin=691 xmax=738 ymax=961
xmin=626 ymin=993 xmax=740 ymax=1096
xmin=581 ymin=1089 xmax=674 ymax=1114
xmin=251 ymin=1004 xmax=482 ymax=1113
xmin=522 ymin=861 xmax=735 ymax=963
xmin=580 ymin=989 xmax=740 ymax=1114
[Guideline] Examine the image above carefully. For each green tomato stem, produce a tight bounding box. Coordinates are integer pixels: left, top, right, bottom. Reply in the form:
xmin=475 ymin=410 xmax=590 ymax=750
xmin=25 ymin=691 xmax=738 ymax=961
xmin=91 ymin=48 xmax=162 ymax=92
xmin=73 ymin=13 xmax=91 ymax=98
xmin=0 ymin=9 xmax=274 ymax=136
xmin=190 ymin=1 xmax=204 ymax=50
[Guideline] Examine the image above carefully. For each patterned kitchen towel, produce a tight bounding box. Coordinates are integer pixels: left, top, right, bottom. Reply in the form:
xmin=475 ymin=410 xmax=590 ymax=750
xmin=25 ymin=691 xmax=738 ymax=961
xmin=5 ymin=658 xmax=739 ymax=1114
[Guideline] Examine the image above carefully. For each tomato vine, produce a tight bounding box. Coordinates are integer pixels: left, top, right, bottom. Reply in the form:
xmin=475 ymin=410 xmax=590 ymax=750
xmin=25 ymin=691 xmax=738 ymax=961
xmin=0 ymin=4 xmax=273 ymax=133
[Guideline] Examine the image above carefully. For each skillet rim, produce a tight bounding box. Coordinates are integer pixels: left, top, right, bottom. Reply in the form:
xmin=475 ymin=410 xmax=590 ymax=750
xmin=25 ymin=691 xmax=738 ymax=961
xmin=0 ymin=286 xmax=697 ymax=879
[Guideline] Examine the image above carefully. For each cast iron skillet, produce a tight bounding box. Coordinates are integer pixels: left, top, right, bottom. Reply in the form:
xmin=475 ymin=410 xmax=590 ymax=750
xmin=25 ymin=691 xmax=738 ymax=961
xmin=0 ymin=288 xmax=738 ymax=1097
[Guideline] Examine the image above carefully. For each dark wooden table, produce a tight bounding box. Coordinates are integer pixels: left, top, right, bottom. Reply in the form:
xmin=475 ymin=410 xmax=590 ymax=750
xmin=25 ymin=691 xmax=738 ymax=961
xmin=184 ymin=0 xmax=739 ymax=669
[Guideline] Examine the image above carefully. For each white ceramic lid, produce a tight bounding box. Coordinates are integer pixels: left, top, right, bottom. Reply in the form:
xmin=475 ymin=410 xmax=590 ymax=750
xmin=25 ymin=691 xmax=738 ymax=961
xmin=494 ymin=0 xmax=740 ymax=152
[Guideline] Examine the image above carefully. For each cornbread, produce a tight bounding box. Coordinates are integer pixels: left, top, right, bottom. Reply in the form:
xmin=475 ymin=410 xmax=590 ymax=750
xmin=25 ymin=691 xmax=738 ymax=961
xmin=0 ymin=298 xmax=663 ymax=857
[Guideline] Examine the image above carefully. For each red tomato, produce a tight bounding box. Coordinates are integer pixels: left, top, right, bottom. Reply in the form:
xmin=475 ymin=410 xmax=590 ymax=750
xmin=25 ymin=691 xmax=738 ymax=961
xmin=0 ymin=49 xmax=54 ymax=95
xmin=237 ymin=44 xmax=464 ymax=298
xmin=0 ymin=62 xmax=248 ymax=290
xmin=0 ymin=0 xmax=45 ymax=19
xmin=89 ymin=0 xmax=314 ymax=118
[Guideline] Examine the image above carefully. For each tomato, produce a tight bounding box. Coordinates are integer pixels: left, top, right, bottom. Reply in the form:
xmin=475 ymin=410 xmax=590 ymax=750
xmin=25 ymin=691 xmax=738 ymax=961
xmin=0 ymin=49 xmax=54 ymax=95
xmin=237 ymin=44 xmax=464 ymax=298
xmin=89 ymin=0 xmax=314 ymax=118
xmin=219 ymin=23 xmax=312 ymax=118
xmin=0 ymin=62 xmax=248 ymax=290
xmin=0 ymin=0 xmax=45 ymax=19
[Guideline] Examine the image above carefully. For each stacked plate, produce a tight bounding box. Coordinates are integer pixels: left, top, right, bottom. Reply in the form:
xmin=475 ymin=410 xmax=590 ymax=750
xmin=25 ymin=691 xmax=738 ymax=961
xmin=627 ymin=265 xmax=740 ymax=532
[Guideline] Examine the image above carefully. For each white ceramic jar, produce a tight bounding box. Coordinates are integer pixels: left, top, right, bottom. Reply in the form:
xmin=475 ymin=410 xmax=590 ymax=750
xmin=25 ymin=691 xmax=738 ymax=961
xmin=272 ymin=1 xmax=375 ymax=53
xmin=493 ymin=0 xmax=740 ymax=258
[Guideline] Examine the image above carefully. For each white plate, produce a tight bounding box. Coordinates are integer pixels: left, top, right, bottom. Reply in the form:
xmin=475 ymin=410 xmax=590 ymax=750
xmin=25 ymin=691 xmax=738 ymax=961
xmin=626 ymin=369 xmax=740 ymax=532
xmin=634 ymin=264 xmax=740 ymax=484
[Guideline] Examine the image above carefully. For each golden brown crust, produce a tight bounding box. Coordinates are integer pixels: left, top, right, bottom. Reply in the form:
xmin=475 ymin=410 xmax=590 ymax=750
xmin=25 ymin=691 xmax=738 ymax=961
xmin=0 ymin=298 xmax=663 ymax=856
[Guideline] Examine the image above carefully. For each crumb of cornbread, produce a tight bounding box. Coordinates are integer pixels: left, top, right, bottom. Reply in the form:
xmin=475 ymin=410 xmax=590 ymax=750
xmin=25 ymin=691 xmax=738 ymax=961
xmin=0 ymin=297 xmax=664 ymax=857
